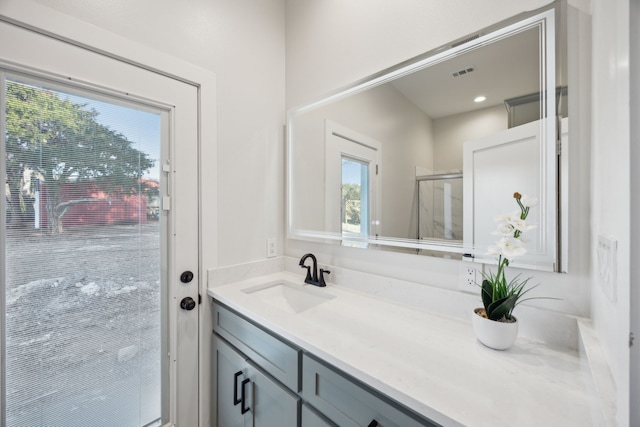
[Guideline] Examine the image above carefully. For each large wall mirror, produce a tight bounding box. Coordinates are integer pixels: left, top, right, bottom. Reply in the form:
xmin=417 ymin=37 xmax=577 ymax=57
xmin=287 ymin=5 xmax=565 ymax=272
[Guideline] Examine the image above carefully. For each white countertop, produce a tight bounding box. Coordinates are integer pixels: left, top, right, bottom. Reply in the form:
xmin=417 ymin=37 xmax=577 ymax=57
xmin=208 ymin=271 xmax=597 ymax=427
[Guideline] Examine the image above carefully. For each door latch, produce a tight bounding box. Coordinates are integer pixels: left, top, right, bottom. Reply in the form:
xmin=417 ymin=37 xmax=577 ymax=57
xmin=180 ymin=296 xmax=196 ymax=311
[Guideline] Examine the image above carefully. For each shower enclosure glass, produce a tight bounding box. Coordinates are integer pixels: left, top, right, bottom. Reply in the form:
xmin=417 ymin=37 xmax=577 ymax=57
xmin=417 ymin=173 xmax=463 ymax=241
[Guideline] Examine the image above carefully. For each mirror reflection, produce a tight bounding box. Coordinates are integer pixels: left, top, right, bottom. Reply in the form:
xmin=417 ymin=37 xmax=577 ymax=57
xmin=288 ymin=9 xmax=561 ymax=271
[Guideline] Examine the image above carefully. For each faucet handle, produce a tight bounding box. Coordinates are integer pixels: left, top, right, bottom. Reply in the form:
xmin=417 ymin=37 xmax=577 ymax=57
xmin=319 ymin=269 xmax=331 ymax=287
xmin=301 ymin=265 xmax=313 ymax=284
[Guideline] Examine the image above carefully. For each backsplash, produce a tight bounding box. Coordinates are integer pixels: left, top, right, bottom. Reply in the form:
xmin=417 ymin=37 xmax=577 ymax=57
xmin=208 ymin=257 xmax=284 ymax=288
xmin=210 ymin=256 xmax=580 ymax=350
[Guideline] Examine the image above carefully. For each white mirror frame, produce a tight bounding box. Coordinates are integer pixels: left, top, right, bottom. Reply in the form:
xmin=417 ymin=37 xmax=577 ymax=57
xmin=287 ymin=7 xmax=560 ymax=272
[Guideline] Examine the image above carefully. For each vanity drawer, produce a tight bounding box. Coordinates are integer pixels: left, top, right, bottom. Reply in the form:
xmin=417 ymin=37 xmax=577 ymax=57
xmin=212 ymin=301 xmax=300 ymax=391
xmin=302 ymin=403 xmax=337 ymax=427
xmin=302 ymin=354 xmax=438 ymax=427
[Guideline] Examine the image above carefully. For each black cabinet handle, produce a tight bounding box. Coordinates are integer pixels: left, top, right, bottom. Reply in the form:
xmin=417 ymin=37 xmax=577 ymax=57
xmin=240 ymin=378 xmax=251 ymax=414
xmin=233 ymin=371 xmax=243 ymax=405
xmin=367 ymin=420 xmax=379 ymax=427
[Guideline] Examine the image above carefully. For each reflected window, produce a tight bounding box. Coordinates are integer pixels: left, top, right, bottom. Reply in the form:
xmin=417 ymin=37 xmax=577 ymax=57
xmin=341 ymin=156 xmax=369 ymax=237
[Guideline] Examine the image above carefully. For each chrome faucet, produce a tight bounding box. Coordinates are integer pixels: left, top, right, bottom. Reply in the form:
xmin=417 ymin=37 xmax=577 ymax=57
xmin=299 ymin=253 xmax=330 ymax=287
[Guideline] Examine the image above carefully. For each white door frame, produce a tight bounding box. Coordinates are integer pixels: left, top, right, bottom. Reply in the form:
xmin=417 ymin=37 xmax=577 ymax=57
xmin=0 ymin=2 xmax=218 ymax=425
xmin=324 ymin=120 xmax=382 ymax=238
xmin=630 ymin=1 xmax=640 ymax=425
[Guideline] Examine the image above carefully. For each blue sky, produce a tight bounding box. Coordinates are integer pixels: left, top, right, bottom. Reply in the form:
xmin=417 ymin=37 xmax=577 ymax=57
xmin=342 ymin=157 xmax=365 ymax=185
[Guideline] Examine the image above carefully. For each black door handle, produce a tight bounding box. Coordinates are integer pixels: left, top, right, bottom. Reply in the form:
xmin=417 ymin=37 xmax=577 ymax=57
xmin=233 ymin=371 xmax=242 ymax=405
xmin=240 ymin=378 xmax=251 ymax=414
xmin=180 ymin=296 xmax=196 ymax=311
xmin=367 ymin=420 xmax=379 ymax=427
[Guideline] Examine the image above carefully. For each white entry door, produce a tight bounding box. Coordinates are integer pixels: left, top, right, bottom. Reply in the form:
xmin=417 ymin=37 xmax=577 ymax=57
xmin=0 ymin=19 xmax=199 ymax=427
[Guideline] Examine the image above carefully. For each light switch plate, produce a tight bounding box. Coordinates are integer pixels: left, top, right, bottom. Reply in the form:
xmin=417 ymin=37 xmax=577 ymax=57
xmin=596 ymin=234 xmax=617 ymax=302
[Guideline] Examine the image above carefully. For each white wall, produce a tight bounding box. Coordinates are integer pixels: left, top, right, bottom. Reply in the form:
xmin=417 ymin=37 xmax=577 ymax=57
xmin=590 ymin=0 xmax=631 ymax=424
xmin=433 ymin=104 xmax=507 ymax=170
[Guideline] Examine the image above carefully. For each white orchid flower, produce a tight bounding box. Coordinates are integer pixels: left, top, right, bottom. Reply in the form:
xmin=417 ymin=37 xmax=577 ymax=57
xmin=492 ymin=222 xmax=516 ymax=236
xmin=508 ymin=218 xmax=537 ymax=233
xmin=494 ymin=236 xmax=527 ymax=258
xmin=486 ymin=244 xmax=502 ymax=256
xmin=493 ymin=210 xmax=519 ymax=224
xmin=520 ymin=194 xmax=538 ymax=208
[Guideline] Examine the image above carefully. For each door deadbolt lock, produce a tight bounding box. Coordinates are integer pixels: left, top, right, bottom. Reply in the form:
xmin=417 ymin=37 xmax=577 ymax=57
xmin=180 ymin=271 xmax=194 ymax=283
xmin=180 ymin=296 xmax=196 ymax=311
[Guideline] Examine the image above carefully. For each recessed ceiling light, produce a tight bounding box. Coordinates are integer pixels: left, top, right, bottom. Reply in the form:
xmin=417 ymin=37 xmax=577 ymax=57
xmin=474 ymin=96 xmax=487 ymax=103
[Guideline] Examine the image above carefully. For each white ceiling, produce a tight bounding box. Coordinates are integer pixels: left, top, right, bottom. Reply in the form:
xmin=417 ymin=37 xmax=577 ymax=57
xmin=390 ymin=27 xmax=541 ymax=119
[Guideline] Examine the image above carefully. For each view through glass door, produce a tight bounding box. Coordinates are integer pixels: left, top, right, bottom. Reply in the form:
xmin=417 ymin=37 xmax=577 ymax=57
xmin=3 ymin=75 xmax=167 ymax=426
xmin=341 ymin=156 xmax=370 ymax=238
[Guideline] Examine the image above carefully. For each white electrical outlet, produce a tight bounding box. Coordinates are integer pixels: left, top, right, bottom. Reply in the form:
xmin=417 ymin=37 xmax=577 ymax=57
xmin=459 ymin=258 xmax=482 ymax=293
xmin=266 ymin=238 xmax=277 ymax=258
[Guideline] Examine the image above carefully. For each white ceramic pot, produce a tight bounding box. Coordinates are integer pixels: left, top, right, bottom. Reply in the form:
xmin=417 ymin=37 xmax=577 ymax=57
xmin=471 ymin=308 xmax=518 ymax=350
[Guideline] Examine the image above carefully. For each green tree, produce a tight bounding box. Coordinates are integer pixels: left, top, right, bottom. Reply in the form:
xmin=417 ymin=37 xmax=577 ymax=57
xmin=5 ymin=80 xmax=154 ymax=233
xmin=342 ymin=183 xmax=361 ymax=224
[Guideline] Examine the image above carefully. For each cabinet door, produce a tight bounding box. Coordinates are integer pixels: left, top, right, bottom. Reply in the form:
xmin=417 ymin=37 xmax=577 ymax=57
xmin=214 ymin=335 xmax=300 ymax=427
xmin=247 ymin=360 xmax=300 ymax=427
xmin=213 ymin=336 xmax=249 ymax=427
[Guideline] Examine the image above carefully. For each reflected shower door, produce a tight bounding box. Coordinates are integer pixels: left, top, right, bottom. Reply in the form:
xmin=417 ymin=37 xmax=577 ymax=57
xmin=418 ymin=174 xmax=463 ymax=241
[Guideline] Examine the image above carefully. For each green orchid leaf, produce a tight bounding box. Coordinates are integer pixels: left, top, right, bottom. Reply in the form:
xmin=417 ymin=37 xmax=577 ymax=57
xmin=487 ymin=295 xmax=518 ymax=321
xmin=481 ymin=279 xmax=493 ymax=311
xmin=486 ymin=296 xmax=509 ymax=319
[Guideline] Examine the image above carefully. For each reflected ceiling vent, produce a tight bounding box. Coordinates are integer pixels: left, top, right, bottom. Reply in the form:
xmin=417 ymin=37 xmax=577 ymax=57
xmin=451 ymin=34 xmax=480 ymax=48
xmin=451 ymin=66 xmax=476 ymax=78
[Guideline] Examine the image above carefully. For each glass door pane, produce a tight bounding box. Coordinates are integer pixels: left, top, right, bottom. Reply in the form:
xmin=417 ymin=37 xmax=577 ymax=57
xmin=341 ymin=156 xmax=369 ymax=238
xmin=417 ymin=176 xmax=463 ymax=241
xmin=3 ymin=76 xmax=166 ymax=426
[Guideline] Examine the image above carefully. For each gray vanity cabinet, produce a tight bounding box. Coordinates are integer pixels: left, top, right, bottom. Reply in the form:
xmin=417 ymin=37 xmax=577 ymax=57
xmin=212 ymin=302 xmax=300 ymax=391
xmin=211 ymin=301 xmax=438 ymax=427
xmin=212 ymin=336 xmax=299 ymax=427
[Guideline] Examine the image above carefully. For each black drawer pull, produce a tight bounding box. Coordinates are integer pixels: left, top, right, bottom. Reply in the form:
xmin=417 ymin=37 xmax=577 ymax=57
xmin=241 ymin=378 xmax=251 ymax=414
xmin=233 ymin=371 xmax=243 ymax=405
xmin=367 ymin=420 xmax=379 ymax=427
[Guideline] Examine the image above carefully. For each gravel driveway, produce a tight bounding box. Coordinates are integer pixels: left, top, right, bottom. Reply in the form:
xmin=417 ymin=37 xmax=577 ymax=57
xmin=5 ymin=224 xmax=162 ymax=427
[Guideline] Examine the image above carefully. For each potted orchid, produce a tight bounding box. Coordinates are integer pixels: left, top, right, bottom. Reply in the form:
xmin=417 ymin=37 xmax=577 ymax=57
xmin=472 ymin=192 xmax=539 ymax=350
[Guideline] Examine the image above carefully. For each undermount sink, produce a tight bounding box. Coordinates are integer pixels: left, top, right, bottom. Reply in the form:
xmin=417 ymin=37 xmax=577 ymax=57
xmin=242 ymin=280 xmax=335 ymax=314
